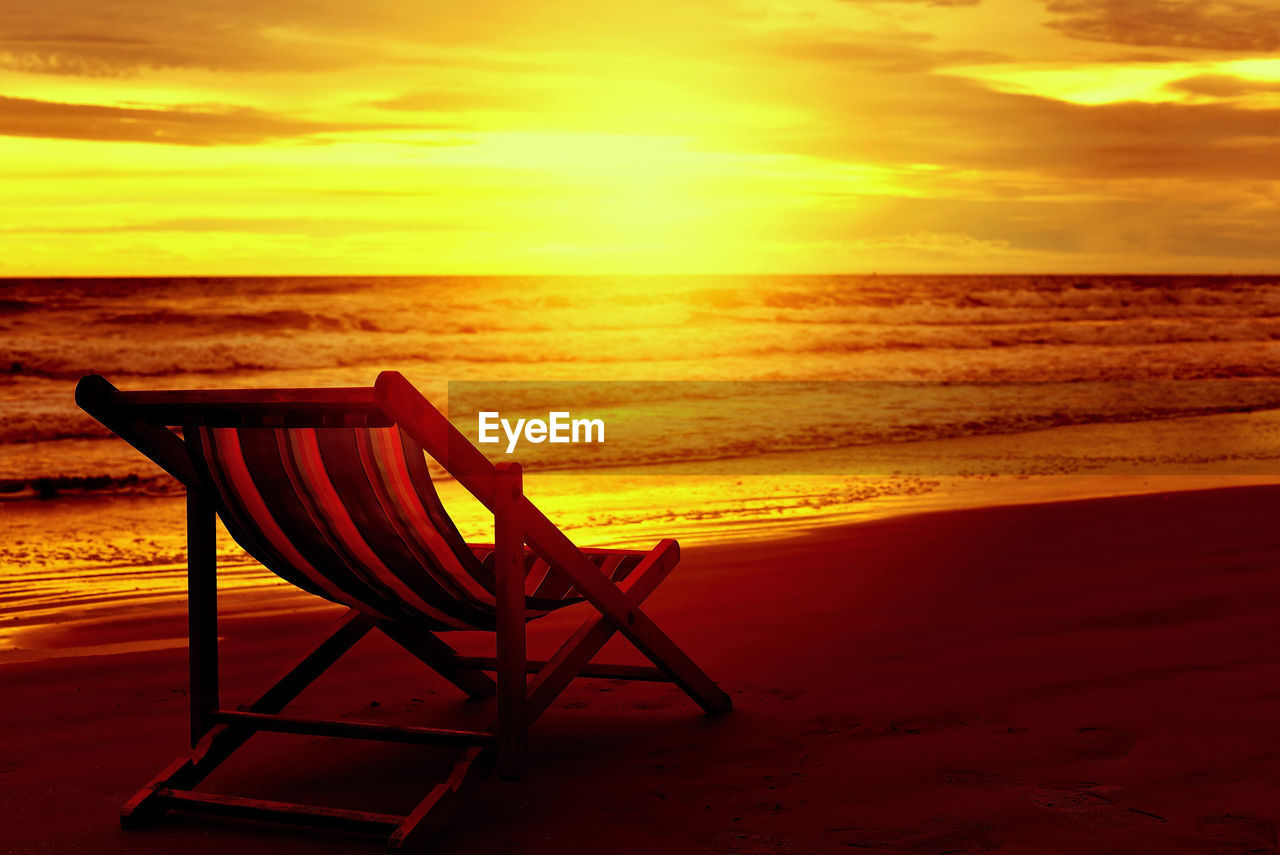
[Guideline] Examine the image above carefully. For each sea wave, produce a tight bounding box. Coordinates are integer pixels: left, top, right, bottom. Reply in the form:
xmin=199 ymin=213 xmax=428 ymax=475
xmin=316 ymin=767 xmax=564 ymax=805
xmin=11 ymin=318 xmax=1280 ymax=384
xmin=99 ymin=308 xmax=373 ymax=332
xmin=0 ymin=472 xmax=179 ymax=501
xmin=7 ymin=274 xmax=1280 ymax=495
xmin=0 ymin=422 xmax=109 ymax=445
xmin=0 ymin=298 xmax=38 ymax=315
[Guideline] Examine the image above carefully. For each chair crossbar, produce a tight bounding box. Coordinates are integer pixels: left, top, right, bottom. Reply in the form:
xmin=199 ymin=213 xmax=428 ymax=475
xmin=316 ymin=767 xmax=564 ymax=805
xmin=135 ymin=744 xmax=488 ymax=849
xmin=387 ymin=747 xmax=491 ymax=851
xmin=150 ymin=789 xmax=403 ymax=834
xmin=212 ymin=711 xmax=494 ymax=747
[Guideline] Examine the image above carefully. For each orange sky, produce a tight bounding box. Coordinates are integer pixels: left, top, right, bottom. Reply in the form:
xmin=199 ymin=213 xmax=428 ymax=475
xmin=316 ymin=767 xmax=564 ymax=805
xmin=2 ymin=0 xmax=1277 ymax=275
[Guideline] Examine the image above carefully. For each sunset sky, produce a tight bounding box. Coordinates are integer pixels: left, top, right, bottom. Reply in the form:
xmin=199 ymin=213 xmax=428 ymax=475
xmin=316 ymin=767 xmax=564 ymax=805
xmin=2 ymin=0 xmax=1277 ymax=276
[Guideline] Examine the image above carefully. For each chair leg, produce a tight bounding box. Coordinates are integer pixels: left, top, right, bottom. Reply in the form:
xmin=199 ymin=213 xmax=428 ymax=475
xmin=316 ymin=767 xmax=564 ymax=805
xmin=525 ymin=512 xmax=733 ymax=716
xmin=187 ymin=489 xmax=219 ymax=746
xmin=608 ymin=605 xmax=730 ymax=715
xmin=525 ymin=539 xmax=679 ymax=723
xmin=122 ymin=609 xmax=374 ymax=828
xmin=493 ymin=462 xmax=528 ymax=781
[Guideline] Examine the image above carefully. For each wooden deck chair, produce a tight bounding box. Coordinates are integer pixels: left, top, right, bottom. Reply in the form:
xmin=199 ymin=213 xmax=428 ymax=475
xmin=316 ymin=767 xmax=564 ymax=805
xmin=76 ymin=371 xmax=730 ymax=850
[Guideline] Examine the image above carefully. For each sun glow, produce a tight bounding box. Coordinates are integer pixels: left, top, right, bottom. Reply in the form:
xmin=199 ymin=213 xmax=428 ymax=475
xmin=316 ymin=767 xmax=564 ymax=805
xmin=1 ymin=0 xmax=1276 ymax=274
xmin=1 ymin=127 xmax=896 ymax=275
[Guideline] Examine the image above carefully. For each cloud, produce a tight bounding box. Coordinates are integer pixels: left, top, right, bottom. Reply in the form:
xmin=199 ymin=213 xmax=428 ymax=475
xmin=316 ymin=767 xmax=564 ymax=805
xmin=765 ymin=31 xmax=1011 ymax=73
xmin=0 ymin=0 xmax=707 ymax=77
xmin=1018 ymin=99 xmax=1280 ymax=180
xmin=1096 ymin=51 xmax=1190 ymax=64
xmin=849 ymin=231 xmax=1012 ymax=256
xmin=365 ymin=87 xmax=505 ymax=112
xmin=0 ymin=0 xmax=490 ymax=76
xmin=1043 ymin=0 xmax=1280 ymax=52
xmin=0 ymin=217 xmax=446 ymax=235
xmin=0 ymin=96 xmax=411 ymax=145
xmin=838 ymin=0 xmax=981 ymax=5
xmin=1166 ymin=73 xmax=1280 ymax=97
xmin=770 ymin=190 xmax=1280 ymax=262
xmin=721 ymin=56 xmax=1280 ymax=182
xmin=0 ymin=12 xmax=362 ymax=76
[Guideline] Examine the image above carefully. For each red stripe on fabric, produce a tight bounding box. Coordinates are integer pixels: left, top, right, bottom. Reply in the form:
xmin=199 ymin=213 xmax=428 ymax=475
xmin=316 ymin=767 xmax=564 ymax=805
xmin=204 ymin=428 xmax=383 ymax=616
xmin=526 ymin=557 xmax=554 ymax=598
xmin=538 ymin=562 xmax=579 ymax=601
xmin=601 ymin=554 xmax=625 ymax=582
xmin=271 ymin=429 xmax=419 ymax=620
xmin=368 ymin=429 xmax=496 ymax=607
xmin=351 ymin=434 xmax=466 ymax=604
xmin=286 ymin=429 xmax=466 ymax=628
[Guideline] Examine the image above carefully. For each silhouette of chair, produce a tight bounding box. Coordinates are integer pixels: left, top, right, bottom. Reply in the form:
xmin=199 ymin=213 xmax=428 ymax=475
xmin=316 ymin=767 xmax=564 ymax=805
xmin=76 ymin=370 xmax=730 ymax=849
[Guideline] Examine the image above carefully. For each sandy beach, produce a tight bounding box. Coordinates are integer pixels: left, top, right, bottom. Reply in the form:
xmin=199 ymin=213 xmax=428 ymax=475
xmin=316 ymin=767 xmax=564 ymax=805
xmin=5 ymin=484 xmax=1280 ymax=854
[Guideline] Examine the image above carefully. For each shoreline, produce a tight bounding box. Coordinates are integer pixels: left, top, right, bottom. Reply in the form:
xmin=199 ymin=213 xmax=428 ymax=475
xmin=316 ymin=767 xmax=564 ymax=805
xmin=5 ymin=478 xmax=1280 ymax=664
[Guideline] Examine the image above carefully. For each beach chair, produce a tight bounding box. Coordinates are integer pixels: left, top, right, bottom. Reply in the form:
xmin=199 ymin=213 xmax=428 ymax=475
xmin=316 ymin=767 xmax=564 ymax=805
xmin=75 ymin=371 xmax=730 ymax=849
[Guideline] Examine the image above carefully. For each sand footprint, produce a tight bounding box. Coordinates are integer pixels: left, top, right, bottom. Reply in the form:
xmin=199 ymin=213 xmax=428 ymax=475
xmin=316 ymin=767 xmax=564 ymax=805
xmin=941 ymin=769 xmax=1166 ymax=831
xmin=1025 ymin=785 xmax=1165 ymax=829
xmin=706 ymin=830 xmax=795 ymax=854
xmin=880 ymin=715 xmax=1024 ymax=738
xmin=823 ymin=820 xmax=999 ymax=853
xmin=1198 ymin=814 xmax=1278 ymax=855
xmin=808 ymin=714 xmax=865 ymax=738
xmin=1077 ymin=726 xmax=1136 ymax=763
xmin=758 ymin=687 xmax=807 ymax=702
xmin=133 ymin=687 xmax=187 ymax=704
xmin=632 ymin=698 xmax=676 ymax=711
xmin=647 ymin=741 xmax=697 ymax=758
xmin=883 ymin=717 xmax=969 ymax=737
xmin=808 ymin=714 xmax=1024 ymax=744
xmin=941 ymin=769 xmax=1021 ymax=790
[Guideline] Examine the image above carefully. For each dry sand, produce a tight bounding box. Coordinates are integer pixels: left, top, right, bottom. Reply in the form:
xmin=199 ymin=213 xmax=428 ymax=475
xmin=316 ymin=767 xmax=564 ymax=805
xmin=4 ymin=485 xmax=1280 ymax=854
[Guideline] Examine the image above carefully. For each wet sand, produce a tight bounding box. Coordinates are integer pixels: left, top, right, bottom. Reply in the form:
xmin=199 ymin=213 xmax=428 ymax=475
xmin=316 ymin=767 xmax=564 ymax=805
xmin=4 ymin=485 xmax=1280 ymax=853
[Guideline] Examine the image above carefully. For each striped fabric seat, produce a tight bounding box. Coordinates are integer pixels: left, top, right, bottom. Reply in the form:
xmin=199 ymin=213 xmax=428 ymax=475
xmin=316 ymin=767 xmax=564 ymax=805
xmin=186 ymin=425 xmax=645 ymax=631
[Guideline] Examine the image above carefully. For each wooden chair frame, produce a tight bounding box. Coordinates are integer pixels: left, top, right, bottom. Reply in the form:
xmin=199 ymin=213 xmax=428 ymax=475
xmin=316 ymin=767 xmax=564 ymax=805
xmin=76 ymin=371 xmax=730 ymax=850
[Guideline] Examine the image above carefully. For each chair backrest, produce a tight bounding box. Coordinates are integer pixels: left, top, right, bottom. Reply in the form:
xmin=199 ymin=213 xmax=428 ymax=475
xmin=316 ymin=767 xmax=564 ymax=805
xmin=74 ymin=374 xmax=590 ymax=630
xmin=187 ymin=425 xmax=567 ymax=630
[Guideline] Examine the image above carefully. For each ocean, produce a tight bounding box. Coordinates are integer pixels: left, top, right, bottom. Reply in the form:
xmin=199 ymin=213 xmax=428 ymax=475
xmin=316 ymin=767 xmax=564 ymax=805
xmin=4 ymin=274 xmax=1280 ymax=642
